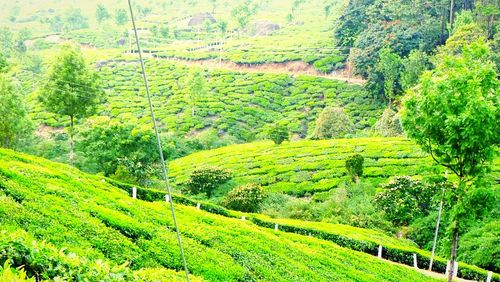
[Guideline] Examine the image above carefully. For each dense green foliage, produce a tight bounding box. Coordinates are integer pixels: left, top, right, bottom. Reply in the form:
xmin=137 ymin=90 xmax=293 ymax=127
xmin=169 ymin=138 xmax=499 ymax=196
xmin=39 ymin=44 xmax=105 ymax=165
xmin=266 ymin=123 xmax=289 ymax=145
xmin=47 ymin=60 xmax=378 ymax=142
xmin=76 ymin=116 xmax=158 ymax=185
xmin=1 ymin=1 xmax=499 ymax=280
xmin=345 ymin=154 xmax=364 ymax=183
xmin=402 ymin=32 xmax=499 ymax=281
xmin=0 ymin=148 xmax=450 ymax=282
xmin=312 ymin=106 xmax=354 ymax=139
xmin=223 ymin=183 xmax=266 ymax=212
xmin=373 ymin=108 xmax=403 ymax=137
xmin=186 ymin=167 xmax=232 ymax=197
xmin=374 ymin=177 xmax=440 ymax=226
xmin=0 ymin=74 xmax=32 ymax=149
xmin=402 ymin=38 xmax=498 ymax=186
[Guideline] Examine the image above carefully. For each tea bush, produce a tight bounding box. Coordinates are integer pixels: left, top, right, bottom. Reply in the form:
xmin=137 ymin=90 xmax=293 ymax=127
xmin=223 ymin=183 xmax=266 ymax=212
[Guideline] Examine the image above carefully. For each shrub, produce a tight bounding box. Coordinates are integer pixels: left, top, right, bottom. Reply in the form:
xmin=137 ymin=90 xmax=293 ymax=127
xmin=313 ymin=107 xmax=354 ymax=139
xmin=345 ymin=154 xmax=364 ymax=182
xmin=373 ymin=176 xmax=440 ymax=226
xmin=266 ymin=124 xmax=289 ymax=145
xmin=313 ymin=55 xmax=345 ymax=73
xmin=223 ymin=183 xmax=267 ymax=212
xmin=458 ymin=220 xmax=500 ymax=273
xmin=374 ymin=108 xmax=403 ymax=137
xmin=0 ymin=230 xmax=135 ymax=281
xmin=186 ymin=167 xmax=232 ymax=197
xmin=0 ymin=261 xmax=31 ymax=281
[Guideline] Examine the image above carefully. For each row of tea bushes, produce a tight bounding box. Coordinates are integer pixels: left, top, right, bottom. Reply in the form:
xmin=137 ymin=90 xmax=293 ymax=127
xmin=0 ymin=148 xmax=443 ymax=281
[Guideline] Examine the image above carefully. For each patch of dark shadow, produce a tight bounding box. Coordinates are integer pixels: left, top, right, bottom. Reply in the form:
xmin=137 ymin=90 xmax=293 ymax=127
xmin=0 ymin=180 xmax=25 ymax=203
xmin=175 ymin=229 xmax=213 ymax=248
xmin=89 ymin=210 xmax=153 ymax=240
xmin=228 ymin=252 xmax=259 ymax=282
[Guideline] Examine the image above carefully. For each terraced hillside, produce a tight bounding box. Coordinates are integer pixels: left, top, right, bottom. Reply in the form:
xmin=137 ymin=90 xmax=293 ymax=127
xmin=28 ymin=59 xmax=383 ymax=140
xmin=0 ymin=148 xmax=448 ymax=281
xmin=169 ymin=137 xmax=500 ymax=196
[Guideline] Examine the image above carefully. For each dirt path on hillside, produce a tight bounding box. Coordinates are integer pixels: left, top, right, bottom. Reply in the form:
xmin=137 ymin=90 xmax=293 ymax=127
xmin=154 ymin=56 xmax=366 ymax=84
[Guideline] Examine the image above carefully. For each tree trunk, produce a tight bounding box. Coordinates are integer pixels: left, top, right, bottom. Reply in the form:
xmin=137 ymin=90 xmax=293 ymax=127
xmin=69 ymin=115 xmax=74 ymax=166
xmin=440 ymin=6 xmax=447 ymax=44
xmin=449 ymin=0 xmax=455 ymax=29
xmin=448 ymin=223 xmax=459 ymax=282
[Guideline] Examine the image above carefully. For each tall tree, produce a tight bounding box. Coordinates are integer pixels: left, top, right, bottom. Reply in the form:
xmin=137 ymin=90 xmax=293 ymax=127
xmin=186 ymin=70 xmax=207 ymax=117
xmin=40 ymin=45 xmax=104 ymax=166
xmin=0 ymin=75 xmax=32 ymax=149
xmin=63 ymin=9 xmax=89 ymax=31
xmin=313 ymin=107 xmax=354 ymax=139
xmin=77 ymin=116 xmax=158 ymax=185
xmin=231 ymin=0 xmax=257 ymax=37
xmin=401 ymin=50 xmax=431 ymax=90
xmin=115 ymin=9 xmax=129 ymax=26
xmin=217 ymin=20 xmax=228 ymax=64
xmin=96 ymin=4 xmax=110 ymax=24
xmin=376 ymin=47 xmax=402 ymax=103
xmin=401 ymin=39 xmax=499 ymax=282
xmin=209 ymin=0 xmax=217 ymax=13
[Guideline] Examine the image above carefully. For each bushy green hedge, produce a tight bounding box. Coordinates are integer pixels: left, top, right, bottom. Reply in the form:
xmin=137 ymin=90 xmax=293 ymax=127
xmin=106 ymin=178 xmax=499 ymax=281
xmin=223 ymin=183 xmax=267 ymax=212
xmin=106 ymin=177 xmax=233 ymax=217
xmin=248 ymin=216 xmax=500 ymax=282
xmin=0 ymin=229 xmax=136 ymax=281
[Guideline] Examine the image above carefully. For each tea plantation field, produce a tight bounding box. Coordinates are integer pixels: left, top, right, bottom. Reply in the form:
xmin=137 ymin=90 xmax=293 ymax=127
xmin=0 ymin=148 xmax=449 ymax=281
xmin=169 ymin=137 xmax=500 ymax=196
xmin=28 ymin=59 xmax=383 ymax=140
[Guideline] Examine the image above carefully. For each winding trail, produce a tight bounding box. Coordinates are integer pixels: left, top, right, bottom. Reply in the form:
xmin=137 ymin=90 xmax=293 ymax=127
xmin=153 ymin=56 xmax=366 ymax=84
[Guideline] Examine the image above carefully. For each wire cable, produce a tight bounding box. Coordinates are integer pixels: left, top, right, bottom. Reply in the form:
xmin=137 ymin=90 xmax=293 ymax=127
xmin=127 ymin=1 xmax=190 ymax=281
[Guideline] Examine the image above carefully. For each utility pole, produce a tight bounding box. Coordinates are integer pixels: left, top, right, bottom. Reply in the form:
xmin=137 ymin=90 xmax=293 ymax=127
xmin=429 ymin=169 xmax=448 ymax=271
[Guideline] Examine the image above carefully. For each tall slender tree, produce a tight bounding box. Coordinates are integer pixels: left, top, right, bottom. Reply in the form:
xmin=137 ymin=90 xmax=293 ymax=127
xmin=401 ymin=39 xmax=498 ymax=282
xmin=40 ymin=45 xmax=105 ymax=166
xmin=186 ymin=70 xmax=207 ymax=117
xmin=0 ymin=74 xmax=32 ymax=149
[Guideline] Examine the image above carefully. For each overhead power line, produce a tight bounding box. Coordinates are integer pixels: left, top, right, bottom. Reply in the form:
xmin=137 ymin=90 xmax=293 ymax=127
xmin=127 ymin=1 xmax=190 ymax=282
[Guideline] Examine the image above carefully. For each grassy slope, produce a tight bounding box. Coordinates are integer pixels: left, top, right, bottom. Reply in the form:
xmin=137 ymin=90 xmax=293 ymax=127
xmin=27 ymin=59 xmax=382 ymax=137
xmin=169 ymin=137 xmax=500 ymax=195
xmin=0 ymin=148 xmax=442 ymax=282
xmin=169 ymin=137 xmax=497 ymax=195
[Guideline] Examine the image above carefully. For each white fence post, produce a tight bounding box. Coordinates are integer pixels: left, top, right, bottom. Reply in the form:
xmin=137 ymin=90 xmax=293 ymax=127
xmin=378 ymin=245 xmax=383 ymax=258
xmin=413 ymin=253 xmax=418 ymax=268
xmin=196 ymin=203 xmax=201 ymax=210
xmin=132 ymin=187 xmax=137 ymax=199
xmin=274 ymin=223 xmax=278 ymax=231
xmin=487 ymin=271 xmax=493 ymax=282
xmin=165 ymin=194 xmax=170 ymax=203
xmin=241 ymin=216 xmax=246 ymax=221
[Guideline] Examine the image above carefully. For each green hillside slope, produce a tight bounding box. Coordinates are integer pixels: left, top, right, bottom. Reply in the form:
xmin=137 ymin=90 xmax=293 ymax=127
xmin=169 ymin=137 xmax=500 ymax=196
xmin=27 ymin=60 xmax=382 ymax=141
xmin=0 ymin=148 xmax=449 ymax=282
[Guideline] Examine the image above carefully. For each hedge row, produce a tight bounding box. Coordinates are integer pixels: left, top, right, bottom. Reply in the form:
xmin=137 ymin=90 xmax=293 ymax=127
xmin=248 ymin=217 xmax=499 ymax=282
xmin=1 ymin=148 xmax=443 ymax=281
xmin=106 ymin=177 xmax=233 ymax=217
xmin=0 ymin=229 xmax=198 ymax=281
xmin=106 ymin=178 xmax=499 ymax=282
